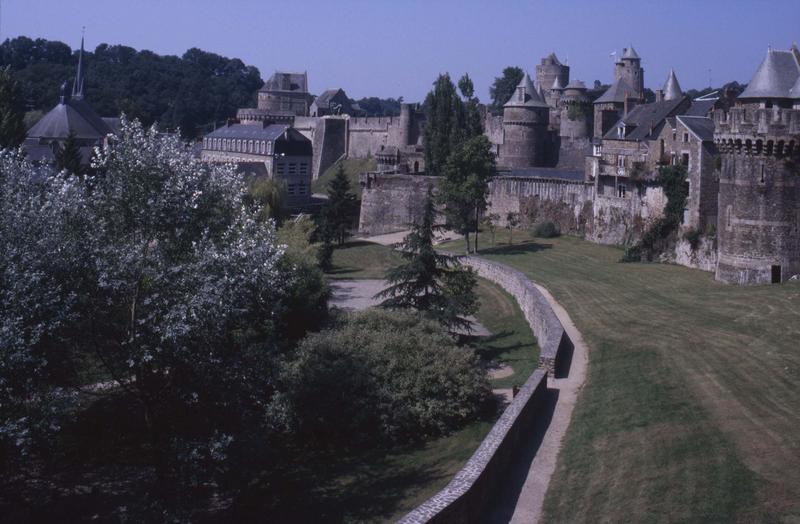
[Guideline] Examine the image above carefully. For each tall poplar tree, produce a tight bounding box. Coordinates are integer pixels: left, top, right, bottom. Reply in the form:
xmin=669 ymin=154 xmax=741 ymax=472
xmin=423 ymin=74 xmax=465 ymax=176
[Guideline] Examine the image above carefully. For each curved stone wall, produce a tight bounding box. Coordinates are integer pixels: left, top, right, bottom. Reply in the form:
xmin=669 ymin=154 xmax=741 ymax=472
xmin=399 ymin=257 xmax=569 ymax=523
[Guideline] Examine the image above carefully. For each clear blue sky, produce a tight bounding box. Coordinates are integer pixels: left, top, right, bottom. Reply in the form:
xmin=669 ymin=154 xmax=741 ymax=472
xmin=4 ymin=0 xmax=798 ymax=102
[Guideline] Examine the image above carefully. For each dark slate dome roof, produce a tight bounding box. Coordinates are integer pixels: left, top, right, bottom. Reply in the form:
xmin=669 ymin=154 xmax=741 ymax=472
xmin=738 ymin=48 xmax=800 ymax=99
xmin=27 ymin=97 xmax=113 ymax=141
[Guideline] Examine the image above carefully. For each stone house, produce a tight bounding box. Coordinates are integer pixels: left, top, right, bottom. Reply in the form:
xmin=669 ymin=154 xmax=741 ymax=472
xmin=309 ymin=88 xmax=353 ymax=117
xmin=201 ymin=122 xmax=313 ymax=208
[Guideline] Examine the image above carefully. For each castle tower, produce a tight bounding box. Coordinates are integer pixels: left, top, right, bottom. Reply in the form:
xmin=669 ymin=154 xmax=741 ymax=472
xmin=398 ymin=103 xmax=412 ymax=147
xmin=499 ymin=72 xmax=550 ymax=168
xmin=536 ymin=53 xmax=569 ymax=106
xmin=559 ymin=80 xmax=592 ymax=139
xmin=614 ymin=45 xmax=644 ymax=100
xmin=714 ymin=47 xmax=800 ymax=284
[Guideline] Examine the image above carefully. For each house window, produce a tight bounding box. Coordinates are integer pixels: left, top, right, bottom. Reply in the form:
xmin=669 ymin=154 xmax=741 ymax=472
xmin=682 ymin=153 xmax=689 ymax=166
xmin=618 ymin=156 xmax=625 ymax=168
xmin=683 ymin=133 xmax=689 ymax=143
xmin=267 ymin=141 xmax=272 ymax=155
xmin=618 ymin=184 xmax=627 ymax=198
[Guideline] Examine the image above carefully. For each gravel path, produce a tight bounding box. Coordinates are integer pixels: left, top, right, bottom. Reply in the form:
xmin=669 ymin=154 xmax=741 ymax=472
xmin=501 ymin=283 xmax=589 ymax=524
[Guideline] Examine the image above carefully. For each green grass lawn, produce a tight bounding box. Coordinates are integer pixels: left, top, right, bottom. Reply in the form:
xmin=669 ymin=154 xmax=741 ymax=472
xmin=327 ymin=240 xmax=404 ymax=279
xmin=440 ymin=230 xmax=800 ymax=523
xmin=312 ymin=157 xmax=377 ymax=197
xmin=473 ymin=278 xmax=539 ymax=390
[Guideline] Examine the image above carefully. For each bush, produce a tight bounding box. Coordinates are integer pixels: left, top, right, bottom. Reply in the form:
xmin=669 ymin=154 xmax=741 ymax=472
xmin=684 ymin=228 xmax=702 ymax=252
xmin=533 ymin=221 xmax=561 ymax=238
xmin=277 ymin=310 xmax=491 ymax=446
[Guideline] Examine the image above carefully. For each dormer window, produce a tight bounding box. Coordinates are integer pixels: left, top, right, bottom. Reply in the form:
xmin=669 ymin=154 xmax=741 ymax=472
xmin=617 ymin=125 xmax=625 ymax=139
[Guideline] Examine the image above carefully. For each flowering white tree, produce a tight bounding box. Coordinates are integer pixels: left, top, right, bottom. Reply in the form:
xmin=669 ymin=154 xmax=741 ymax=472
xmin=1 ymin=119 xmax=297 ymax=486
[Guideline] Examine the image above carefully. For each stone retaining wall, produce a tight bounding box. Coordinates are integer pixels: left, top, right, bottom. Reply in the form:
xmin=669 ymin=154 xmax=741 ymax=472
xmin=399 ymin=257 xmax=570 ymax=523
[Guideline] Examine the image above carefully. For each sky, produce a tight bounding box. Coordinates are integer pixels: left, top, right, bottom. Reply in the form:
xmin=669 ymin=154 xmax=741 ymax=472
xmin=3 ymin=0 xmax=799 ymax=103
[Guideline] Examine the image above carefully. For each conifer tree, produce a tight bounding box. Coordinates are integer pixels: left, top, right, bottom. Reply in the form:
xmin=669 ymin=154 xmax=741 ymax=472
xmin=377 ymin=187 xmax=477 ymax=332
xmin=322 ymin=163 xmax=357 ymax=245
xmin=55 ymin=132 xmax=84 ymax=175
xmin=0 ymin=66 xmax=27 ymax=149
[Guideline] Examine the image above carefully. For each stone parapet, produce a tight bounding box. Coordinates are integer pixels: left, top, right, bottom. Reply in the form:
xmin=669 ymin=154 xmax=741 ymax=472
xmin=399 ymin=257 xmax=570 ymax=523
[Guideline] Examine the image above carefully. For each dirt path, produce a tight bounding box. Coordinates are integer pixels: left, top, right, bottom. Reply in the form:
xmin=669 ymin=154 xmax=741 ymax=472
xmin=499 ymin=283 xmax=589 ymax=524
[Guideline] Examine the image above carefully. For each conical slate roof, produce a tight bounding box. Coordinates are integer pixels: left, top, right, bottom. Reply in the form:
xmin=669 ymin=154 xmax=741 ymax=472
xmin=551 ymin=76 xmax=565 ymax=90
xmin=622 ymin=45 xmax=640 ymax=60
xmin=738 ymin=48 xmax=800 ymax=99
xmin=662 ymin=69 xmax=683 ymax=100
xmin=504 ymin=73 xmax=549 ymax=108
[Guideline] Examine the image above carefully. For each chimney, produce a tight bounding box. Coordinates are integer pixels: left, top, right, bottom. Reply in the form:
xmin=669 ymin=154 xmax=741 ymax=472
xmin=655 ymin=89 xmax=664 ymax=103
xmin=624 ymin=92 xmax=630 ymax=116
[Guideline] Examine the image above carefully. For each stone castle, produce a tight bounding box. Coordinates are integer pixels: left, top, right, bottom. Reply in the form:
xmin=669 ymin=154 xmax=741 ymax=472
xmin=356 ymin=45 xmax=800 ymax=285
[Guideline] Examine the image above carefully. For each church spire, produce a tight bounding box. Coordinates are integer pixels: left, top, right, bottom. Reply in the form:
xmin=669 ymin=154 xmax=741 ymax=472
xmin=72 ymin=29 xmax=85 ymax=100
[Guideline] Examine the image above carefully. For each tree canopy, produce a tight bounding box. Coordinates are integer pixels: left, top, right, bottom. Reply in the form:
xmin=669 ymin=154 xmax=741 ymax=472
xmin=0 ymin=66 xmax=26 ymax=149
xmin=1 ymin=36 xmax=263 ymax=138
xmin=489 ymin=66 xmax=524 ymax=114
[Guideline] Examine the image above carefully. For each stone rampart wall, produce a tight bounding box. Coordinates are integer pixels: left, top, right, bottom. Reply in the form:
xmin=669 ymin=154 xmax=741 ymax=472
xmin=358 ymin=173 xmax=438 ymax=235
xmin=400 ymin=256 xmax=570 ymax=523
xmin=672 ymin=236 xmax=718 ymax=272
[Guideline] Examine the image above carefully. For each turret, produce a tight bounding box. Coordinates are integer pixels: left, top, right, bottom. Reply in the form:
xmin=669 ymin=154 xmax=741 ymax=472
xmin=714 ymin=46 xmax=800 ymax=284
xmin=559 ymin=80 xmax=592 ymax=139
xmin=499 ymin=72 xmax=550 ymax=168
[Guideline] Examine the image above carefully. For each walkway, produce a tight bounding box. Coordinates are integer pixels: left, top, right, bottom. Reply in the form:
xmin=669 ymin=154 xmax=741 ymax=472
xmin=488 ymin=283 xmax=589 ymax=523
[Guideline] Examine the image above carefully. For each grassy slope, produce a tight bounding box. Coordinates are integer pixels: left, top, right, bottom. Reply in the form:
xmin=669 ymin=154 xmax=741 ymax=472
xmin=441 ymin=231 xmax=800 ymax=522
xmin=312 ymin=157 xmax=377 ymax=197
xmin=473 ymin=278 xmax=539 ymax=389
xmin=327 ymin=240 xmax=404 ymax=279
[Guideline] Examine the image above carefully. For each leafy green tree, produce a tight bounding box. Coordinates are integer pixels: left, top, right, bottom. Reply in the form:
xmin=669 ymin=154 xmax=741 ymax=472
xmin=423 ymin=73 xmax=466 ymax=176
xmin=482 ymin=213 xmax=500 ymax=247
xmin=54 ymin=132 xmax=84 ymax=175
xmin=439 ymin=135 xmax=495 ymax=253
xmin=0 ymin=67 xmax=27 ymax=149
xmin=322 ymin=163 xmax=357 ymax=245
xmin=506 ymin=212 xmax=520 ymax=244
xmin=458 ymin=73 xmax=483 ymax=138
xmin=277 ymin=309 xmax=491 ymax=445
xmin=248 ymin=176 xmax=286 ymax=222
xmin=377 ymin=188 xmax=478 ymax=332
xmin=489 ymin=66 xmax=524 ymax=114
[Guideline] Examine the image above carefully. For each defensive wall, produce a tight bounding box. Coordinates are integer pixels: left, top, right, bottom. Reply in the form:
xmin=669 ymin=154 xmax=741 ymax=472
xmin=399 ymin=256 xmax=571 ymax=523
xmin=359 ymin=171 xmax=667 ymax=247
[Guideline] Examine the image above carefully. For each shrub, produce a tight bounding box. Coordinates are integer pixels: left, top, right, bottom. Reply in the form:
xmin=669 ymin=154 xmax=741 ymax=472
xmin=277 ymin=310 xmax=492 ymax=446
xmin=533 ymin=220 xmax=560 ymax=238
xmin=684 ymin=228 xmax=702 ymax=252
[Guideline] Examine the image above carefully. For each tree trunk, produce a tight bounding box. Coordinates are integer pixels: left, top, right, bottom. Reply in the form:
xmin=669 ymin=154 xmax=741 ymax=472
xmin=474 ymin=207 xmax=479 ymax=253
xmin=463 ymin=232 xmax=470 ymax=254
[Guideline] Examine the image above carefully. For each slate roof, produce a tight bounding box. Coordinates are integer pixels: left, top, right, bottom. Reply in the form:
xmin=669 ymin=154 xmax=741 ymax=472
xmin=603 ymin=96 xmax=688 ymax=141
xmin=594 ymin=78 xmax=635 ymax=104
xmin=622 ymin=46 xmax=640 ymax=60
xmin=738 ymin=48 xmax=800 ymax=99
xmin=313 ymin=89 xmax=343 ymax=108
xmin=27 ymin=96 xmax=113 ymax=140
xmin=685 ymin=98 xmax=716 ymax=117
xmin=551 ymin=76 xmax=565 ymax=90
xmin=662 ymin=69 xmax=683 ymax=100
xmin=676 ymin=115 xmax=715 ymax=142
xmin=504 ymin=73 xmax=549 ymax=108
xmin=205 ymin=123 xmax=306 ymax=143
xmin=790 ymin=73 xmax=800 ymax=99
xmin=545 ymin=53 xmax=561 ymax=65
xmin=261 ymin=71 xmax=308 ymax=93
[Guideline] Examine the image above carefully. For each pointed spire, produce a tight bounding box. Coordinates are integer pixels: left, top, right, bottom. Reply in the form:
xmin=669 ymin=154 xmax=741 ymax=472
xmin=622 ymin=45 xmax=640 ymax=60
xmin=551 ymin=76 xmax=565 ymax=90
xmin=662 ymin=69 xmax=683 ymax=100
xmin=72 ymin=29 xmax=85 ymax=99
xmin=505 ymin=72 xmax=549 ymax=108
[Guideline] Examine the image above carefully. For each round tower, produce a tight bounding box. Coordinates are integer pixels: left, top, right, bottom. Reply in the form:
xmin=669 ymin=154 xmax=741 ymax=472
xmin=500 ymin=73 xmax=550 ymax=168
xmin=714 ymin=48 xmax=800 ymax=284
xmin=398 ymin=103 xmax=412 ymax=147
xmin=559 ymin=80 xmax=592 ymax=139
